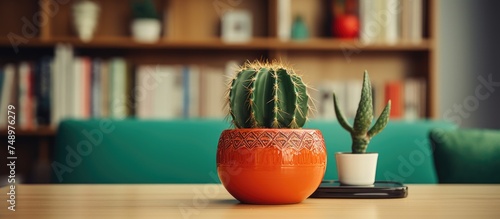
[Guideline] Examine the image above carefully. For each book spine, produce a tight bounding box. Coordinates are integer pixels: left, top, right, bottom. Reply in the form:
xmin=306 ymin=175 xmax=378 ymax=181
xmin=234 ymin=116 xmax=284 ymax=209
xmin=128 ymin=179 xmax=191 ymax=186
xmin=0 ymin=66 xmax=4 ymax=102
xmin=100 ymin=61 xmax=109 ymax=117
xmin=91 ymin=58 xmax=101 ymax=118
xmin=410 ymin=0 xmax=423 ymax=43
xmin=82 ymin=57 xmax=91 ymax=118
xmin=385 ymin=81 xmax=404 ymax=119
xmin=0 ymin=65 xmax=16 ymax=126
xmin=188 ymin=65 xmax=200 ymax=118
xmin=64 ymin=44 xmax=74 ymax=121
xmin=110 ymin=58 xmax=128 ymax=119
xmin=202 ymin=67 xmax=226 ymax=118
xmin=182 ymin=66 xmax=190 ymax=118
xmin=384 ymin=0 xmax=400 ymax=44
xmin=361 ymin=0 xmax=387 ymax=43
xmin=71 ymin=57 xmax=81 ymax=118
xmin=36 ymin=57 xmax=52 ymax=125
xmin=277 ymin=0 xmax=292 ymax=41
xmin=18 ymin=62 xmax=29 ymax=129
xmin=51 ymin=44 xmax=62 ymax=126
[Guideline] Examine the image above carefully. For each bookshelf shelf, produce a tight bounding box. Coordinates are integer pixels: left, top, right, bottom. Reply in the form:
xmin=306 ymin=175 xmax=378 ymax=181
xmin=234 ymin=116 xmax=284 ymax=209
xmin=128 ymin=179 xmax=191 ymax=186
xmin=0 ymin=37 xmax=431 ymax=51
xmin=270 ymin=39 xmax=432 ymax=51
xmin=0 ymin=37 xmax=270 ymax=50
xmin=0 ymin=126 xmax=56 ymax=136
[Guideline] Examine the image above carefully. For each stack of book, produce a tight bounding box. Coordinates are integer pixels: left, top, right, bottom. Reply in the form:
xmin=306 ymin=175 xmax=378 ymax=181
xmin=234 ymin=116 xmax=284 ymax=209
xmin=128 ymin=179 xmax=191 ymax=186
xmin=0 ymin=44 xmax=232 ymax=129
xmin=134 ymin=64 xmax=227 ymax=119
xmin=359 ymin=0 xmax=423 ymax=44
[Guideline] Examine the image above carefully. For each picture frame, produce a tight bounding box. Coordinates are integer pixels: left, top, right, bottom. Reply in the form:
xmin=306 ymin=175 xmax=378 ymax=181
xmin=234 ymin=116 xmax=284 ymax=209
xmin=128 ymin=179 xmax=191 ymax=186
xmin=221 ymin=10 xmax=253 ymax=43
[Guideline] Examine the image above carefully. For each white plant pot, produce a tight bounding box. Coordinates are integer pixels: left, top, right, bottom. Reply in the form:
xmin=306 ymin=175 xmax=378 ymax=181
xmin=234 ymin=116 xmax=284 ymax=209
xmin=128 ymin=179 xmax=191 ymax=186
xmin=131 ymin=19 xmax=161 ymax=43
xmin=73 ymin=0 xmax=100 ymax=42
xmin=335 ymin=152 xmax=378 ymax=186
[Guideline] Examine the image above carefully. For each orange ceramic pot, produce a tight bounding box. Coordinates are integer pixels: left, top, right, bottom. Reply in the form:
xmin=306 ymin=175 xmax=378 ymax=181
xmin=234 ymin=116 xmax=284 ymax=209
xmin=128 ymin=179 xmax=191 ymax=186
xmin=217 ymin=129 xmax=327 ymax=204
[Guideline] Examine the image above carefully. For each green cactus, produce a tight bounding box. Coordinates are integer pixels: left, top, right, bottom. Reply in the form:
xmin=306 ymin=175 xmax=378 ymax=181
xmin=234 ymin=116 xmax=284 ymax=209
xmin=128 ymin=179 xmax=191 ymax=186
xmin=333 ymin=71 xmax=391 ymax=153
xmin=131 ymin=0 xmax=159 ymax=19
xmin=227 ymin=60 xmax=310 ymax=129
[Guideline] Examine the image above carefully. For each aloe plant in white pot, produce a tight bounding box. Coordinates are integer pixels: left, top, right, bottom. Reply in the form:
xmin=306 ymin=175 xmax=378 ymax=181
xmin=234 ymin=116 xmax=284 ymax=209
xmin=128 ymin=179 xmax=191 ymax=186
xmin=130 ymin=0 xmax=161 ymax=43
xmin=333 ymin=71 xmax=391 ymax=186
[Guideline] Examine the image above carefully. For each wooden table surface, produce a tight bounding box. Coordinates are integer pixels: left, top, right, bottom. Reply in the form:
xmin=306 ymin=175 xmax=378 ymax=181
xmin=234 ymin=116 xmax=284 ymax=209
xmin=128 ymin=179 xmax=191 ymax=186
xmin=1 ymin=184 xmax=500 ymax=219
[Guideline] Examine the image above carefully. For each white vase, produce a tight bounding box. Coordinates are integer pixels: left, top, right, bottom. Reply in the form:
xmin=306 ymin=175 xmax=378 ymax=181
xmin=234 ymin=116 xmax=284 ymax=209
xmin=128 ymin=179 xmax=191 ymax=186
xmin=131 ymin=19 xmax=161 ymax=43
xmin=72 ymin=0 xmax=100 ymax=42
xmin=335 ymin=152 xmax=378 ymax=186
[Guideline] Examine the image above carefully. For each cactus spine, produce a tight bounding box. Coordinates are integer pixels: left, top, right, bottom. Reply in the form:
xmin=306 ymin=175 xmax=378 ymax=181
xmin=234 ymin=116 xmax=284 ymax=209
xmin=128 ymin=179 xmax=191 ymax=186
xmin=333 ymin=71 xmax=391 ymax=153
xmin=227 ymin=61 xmax=310 ymax=129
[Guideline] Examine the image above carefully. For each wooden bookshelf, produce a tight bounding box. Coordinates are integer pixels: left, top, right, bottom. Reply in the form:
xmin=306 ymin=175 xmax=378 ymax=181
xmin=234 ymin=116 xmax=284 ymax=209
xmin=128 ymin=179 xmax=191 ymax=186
xmin=0 ymin=0 xmax=437 ymax=134
xmin=0 ymin=0 xmax=437 ymax=183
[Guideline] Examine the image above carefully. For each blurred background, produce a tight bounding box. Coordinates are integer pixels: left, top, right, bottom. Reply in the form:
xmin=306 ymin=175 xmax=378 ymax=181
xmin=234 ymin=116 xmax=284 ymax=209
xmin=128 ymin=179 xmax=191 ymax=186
xmin=0 ymin=0 xmax=499 ymax=183
xmin=437 ymin=0 xmax=500 ymax=129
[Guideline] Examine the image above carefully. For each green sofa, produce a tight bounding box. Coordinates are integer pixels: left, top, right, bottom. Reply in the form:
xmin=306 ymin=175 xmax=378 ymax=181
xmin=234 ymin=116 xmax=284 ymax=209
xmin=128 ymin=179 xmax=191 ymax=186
xmin=51 ymin=119 xmax=456 ymax=184
xmin=430 ymin=129 xmax=500 ymax=183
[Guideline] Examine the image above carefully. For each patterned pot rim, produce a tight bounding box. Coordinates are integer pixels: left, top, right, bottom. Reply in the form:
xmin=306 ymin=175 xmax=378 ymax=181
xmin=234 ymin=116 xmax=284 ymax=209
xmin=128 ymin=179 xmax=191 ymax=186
xmin=218 ymin=128 xmax=325 ymax=151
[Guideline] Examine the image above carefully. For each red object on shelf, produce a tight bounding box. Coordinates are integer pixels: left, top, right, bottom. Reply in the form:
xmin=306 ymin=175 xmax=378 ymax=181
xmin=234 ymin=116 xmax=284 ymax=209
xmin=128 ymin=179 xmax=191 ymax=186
xmin=333 ymin=14 xmax=359 ymax=39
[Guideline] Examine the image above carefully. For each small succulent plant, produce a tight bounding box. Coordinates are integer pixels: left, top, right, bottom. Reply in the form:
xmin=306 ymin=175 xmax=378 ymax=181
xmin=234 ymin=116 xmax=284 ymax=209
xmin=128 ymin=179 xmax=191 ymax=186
xmin=333 ymin=71 xmax=391 ymax=153
xmin=131 ymin=0 xmax=159 ymax=19
xmin=227 ymin=60 xmax=311 ymax=129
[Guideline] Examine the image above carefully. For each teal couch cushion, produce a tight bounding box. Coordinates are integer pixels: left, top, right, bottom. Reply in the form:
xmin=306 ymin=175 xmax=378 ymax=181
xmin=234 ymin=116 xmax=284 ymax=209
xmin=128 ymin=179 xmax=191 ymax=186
xmin=430 ymin=129 xmax=500 ymax=183
xmin=52 ymin=119 xmax=456 ymax=183
xmin=52 ymin=119 xmax=229 ymax=183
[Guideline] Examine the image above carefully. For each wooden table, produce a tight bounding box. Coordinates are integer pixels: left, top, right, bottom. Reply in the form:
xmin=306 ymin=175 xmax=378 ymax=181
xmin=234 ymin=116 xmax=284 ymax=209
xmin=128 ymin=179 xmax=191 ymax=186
xmin=1 ymin=184 xmax=500 ymax=218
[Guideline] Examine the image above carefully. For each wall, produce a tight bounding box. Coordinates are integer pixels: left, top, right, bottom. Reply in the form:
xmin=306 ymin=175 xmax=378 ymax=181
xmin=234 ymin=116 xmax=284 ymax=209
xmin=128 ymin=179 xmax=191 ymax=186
xmin=437 ymin=0 xmax=500 ymax=129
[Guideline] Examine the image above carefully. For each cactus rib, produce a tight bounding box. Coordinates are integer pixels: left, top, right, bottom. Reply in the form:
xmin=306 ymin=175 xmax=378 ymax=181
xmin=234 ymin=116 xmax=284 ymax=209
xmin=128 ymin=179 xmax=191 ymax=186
xmin=333 ymin=93 xmax=354 ymax=133
xmin=368 ymin=100 xmax=391 ymax=138
xmin=353 ymin=71 xmax=374 ymax=136
xmin=227 ymin=60 xmax=311 ymax=129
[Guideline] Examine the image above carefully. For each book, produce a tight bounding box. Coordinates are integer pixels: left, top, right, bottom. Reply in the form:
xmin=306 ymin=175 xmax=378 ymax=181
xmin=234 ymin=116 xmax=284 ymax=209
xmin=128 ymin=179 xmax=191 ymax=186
xmin=0 ymin=64 xmax=16 ymax=126
xmin=109 ymin=58 xmax=128 ymax=118
xmin=200 ymin=66 xmax=226 ymax=118
xmin=359 ymin=0 xmax=382 ymax=43
xmin=404 ymin=79 xmax=419 ymax=120
xmin=82 ymin=57 xmax=92 ymax=118
xmin=401 ymin=0 xmax=423 ymax=43
xmin=70 ymin=57 xmax=92 ymax=119
xmin=141 ymin=65 xmax=183 ymax=119
xmin=18 ymin=62 xmax=35 ymax=129
xmin=384 ymin=0 xmax=400 ymax=44
xmin=184 ymin=65 xmax=200 ymax=118
xmin=360 ymin=0 xmax=423 ymax=44
xmin=135 ymin=65 xmax=153 ymax=118
xmin=51 ymin=44 xmax=63 ymax=126
xmin=136 ymin=64 xmax=178 ymax=119
xmin=51 ymin=44 xmax=74 ymax=125
xmin=35 ymin=57 xmax=52 ymax=125
xmin=91 ymin=58 xmax=102 ymax=117
xmin=317 ymin=81 xmax=346 ymax=120
xmin=100 ymin=60 xmax=110 ymax=117
xmin=277 ymin=0 xmax=292 ymax=41
xmin=385 ymin=81 xmax=403 ymax=119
